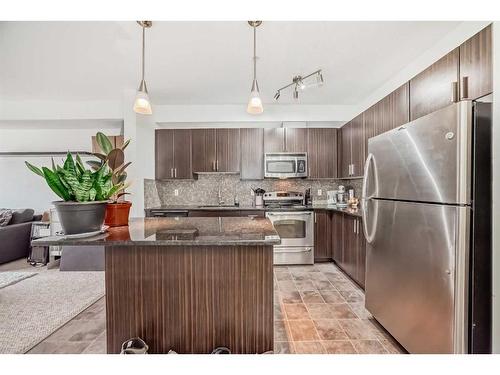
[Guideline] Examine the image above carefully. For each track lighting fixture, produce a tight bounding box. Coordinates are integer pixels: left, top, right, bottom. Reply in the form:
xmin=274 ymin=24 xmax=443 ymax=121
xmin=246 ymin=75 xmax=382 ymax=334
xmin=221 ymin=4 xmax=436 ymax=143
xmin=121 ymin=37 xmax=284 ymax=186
xmin=274 ymin=69 xmax=324 ymax=101
xmin=133 ymin=21 xmax=153 ymax=115
xmin=247 ymin=21 xmax=263 ymax=114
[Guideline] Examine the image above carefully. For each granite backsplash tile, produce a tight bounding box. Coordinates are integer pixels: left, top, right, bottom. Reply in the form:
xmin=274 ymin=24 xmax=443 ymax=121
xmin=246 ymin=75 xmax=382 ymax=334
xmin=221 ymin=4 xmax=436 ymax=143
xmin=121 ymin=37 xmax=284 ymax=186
xmin=144 ymin=175 xmax=363 ymax=208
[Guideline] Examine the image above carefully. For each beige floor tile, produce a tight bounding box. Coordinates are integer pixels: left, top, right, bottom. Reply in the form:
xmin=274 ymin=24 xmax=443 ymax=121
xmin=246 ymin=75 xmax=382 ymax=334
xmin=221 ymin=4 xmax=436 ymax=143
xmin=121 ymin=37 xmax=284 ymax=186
xmin=284 ymin=303 xmax=310 ymax=320
xmin=322 ymin=340 xmax=357 ymax=354
xmin=380 ymin=338 xmax=407 ymax=354
xmin=339 ymin=319 xmax=378 ymax=340
xmin=339 ymin=290 xmax=364 ymax=303
xmin=300 ymin=290 xmax=325 ymax=304
xmin=320 ymin=290 xmax=346 ymax=303
xmin=274 ymin=320 xmax=291 ymax=341
xmin=293 ymin=341 xmax=326 ymax=354
xmin=348 ymin=302 xmax=372 ymax=319
xmin=278 ymin=280 xmax=298 ymax=292
xmin=279 ymin=290 xmax=303 ymax=304
xmin=274 ymin=341 xmax=293 ymax=354
xmin=290 ymin=271 xmax=313 ymax=281
xmin=82 ymin=332 xmax=107 ymax=354
xmin=327 ymin=303 xmax=358 ymax=319
xmin=275 ymin=272 xmax=292 ymax=281
xmin=287 ymin=320 xmax=320 ymax=341
xmin=28 ymin=340 xmax=91 ymax=354
xmin=306 ymin=303 xmax=332 ymax=319
xmin=313 ymin=320 xmax=348 ymax=340
xmin=274 ymin=304 xmax=284 ymax=320
xmin=331 ymin=279 xmax=358 ymax=292
xmin=312 ymin=279 xmax=335 ymax=291
xmin=351 ymin=340 xmax=388 ymax=354
xmin=294 ymin=279 xmax=317 ymax=291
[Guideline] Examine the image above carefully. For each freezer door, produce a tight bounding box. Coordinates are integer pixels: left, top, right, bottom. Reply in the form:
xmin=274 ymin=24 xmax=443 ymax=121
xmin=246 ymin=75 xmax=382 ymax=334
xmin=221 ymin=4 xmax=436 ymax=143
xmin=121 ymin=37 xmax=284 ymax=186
xmin=366 ymin=101 xmax=472 ymax=204
xmin=364 ymin=200 xmax=470 ymax=353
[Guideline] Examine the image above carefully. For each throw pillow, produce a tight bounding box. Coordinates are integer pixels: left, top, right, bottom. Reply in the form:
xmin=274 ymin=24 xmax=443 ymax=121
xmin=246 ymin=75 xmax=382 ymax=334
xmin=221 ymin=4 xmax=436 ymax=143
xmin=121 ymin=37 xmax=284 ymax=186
xmin=9 ymin=208 xmax=35 ymax=224
xmin=0 ymin=209 xmax=13 ymax=227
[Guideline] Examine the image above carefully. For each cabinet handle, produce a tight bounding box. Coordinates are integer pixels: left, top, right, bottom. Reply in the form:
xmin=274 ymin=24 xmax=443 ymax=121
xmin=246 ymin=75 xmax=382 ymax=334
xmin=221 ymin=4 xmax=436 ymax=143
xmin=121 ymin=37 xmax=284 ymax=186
xmin=451 ymin=81 xmax=459 ymax=103
xmin=216 ymin=160 xmax=219 ymax=171
xmin=352 ymin=164 xmax=355 ymax=176
xmin=461 ymin=76 xmax=469 ymax=100
xmin=170 ymin=168 xmax=174 ymax=178
xmin=314 ymin=213 xmax=317 ymax=223
xmin=174 ymin=168 xmax=177 ymax=178
xmin=212 ymin=161 xmax=216 ymax=171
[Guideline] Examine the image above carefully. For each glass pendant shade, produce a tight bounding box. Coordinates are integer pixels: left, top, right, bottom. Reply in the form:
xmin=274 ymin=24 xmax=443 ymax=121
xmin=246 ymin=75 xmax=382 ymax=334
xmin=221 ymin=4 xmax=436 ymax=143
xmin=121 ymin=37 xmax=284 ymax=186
xmin=247 ymin=80 xmax=263 ymax=114
xmin=133 ymin=80 xmax=152 ymax=115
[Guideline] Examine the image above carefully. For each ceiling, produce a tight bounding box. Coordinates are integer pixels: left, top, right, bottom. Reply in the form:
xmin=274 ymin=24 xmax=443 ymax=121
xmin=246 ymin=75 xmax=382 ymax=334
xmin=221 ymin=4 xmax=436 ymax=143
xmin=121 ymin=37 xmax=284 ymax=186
xmin=0 ymin=21 xmax=462 ymax=105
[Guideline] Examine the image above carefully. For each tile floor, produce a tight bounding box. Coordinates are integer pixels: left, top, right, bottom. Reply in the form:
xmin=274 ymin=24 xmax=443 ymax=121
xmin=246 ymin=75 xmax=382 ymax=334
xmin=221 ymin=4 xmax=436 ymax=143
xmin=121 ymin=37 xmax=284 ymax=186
xmin=26 ymin=262 xmax=405 ymax=354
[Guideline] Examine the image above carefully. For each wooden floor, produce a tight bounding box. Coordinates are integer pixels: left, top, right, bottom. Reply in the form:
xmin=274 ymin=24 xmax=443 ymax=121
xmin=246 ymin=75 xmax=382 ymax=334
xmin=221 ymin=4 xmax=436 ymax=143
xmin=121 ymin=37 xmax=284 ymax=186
xmin=25 ymin=262 xmax=405 ymax=354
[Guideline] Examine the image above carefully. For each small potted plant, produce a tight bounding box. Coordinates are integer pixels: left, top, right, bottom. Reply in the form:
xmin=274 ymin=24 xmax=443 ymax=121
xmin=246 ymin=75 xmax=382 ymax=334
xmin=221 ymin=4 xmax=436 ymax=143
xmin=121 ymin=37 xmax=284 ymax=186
xmin=25 ymin=152 xmax=124 ymax=235
xmin=88 ymin=132 xmax=132 ymax=227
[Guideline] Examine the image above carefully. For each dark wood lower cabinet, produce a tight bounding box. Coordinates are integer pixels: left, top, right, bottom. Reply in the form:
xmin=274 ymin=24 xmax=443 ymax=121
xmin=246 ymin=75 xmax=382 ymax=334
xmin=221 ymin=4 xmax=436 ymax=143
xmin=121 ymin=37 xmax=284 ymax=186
xmin=314 ymin=210 xmax=331 ymax=261
xmin=188 ymin=210 xmax=242 ymax=217
xmin=105 ymin=244 xmax=273 ymax=353
xmin=331 ymin=212 xmax=343 ymax=264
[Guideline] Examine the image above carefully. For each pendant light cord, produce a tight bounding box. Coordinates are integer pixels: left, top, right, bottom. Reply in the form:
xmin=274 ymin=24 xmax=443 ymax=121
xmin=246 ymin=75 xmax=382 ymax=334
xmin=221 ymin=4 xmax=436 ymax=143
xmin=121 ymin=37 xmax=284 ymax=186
xmin=142 ymin=25 xmax=145 ymax=81
xmin=253 ymin=25 xmax=256 ymax=81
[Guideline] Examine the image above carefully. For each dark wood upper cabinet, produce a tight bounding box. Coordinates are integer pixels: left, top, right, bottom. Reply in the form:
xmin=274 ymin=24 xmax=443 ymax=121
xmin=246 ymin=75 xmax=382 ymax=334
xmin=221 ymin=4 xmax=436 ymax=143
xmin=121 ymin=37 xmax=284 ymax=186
xmin=339 ymin=122 xmax=352 ymax=178
xmin=240 ymin=128 xmax=264 ymax=180
xmin=314 ymin=210 xmax=332 ymax=261
xmin=350 ymin=114 xmax=365 ymax=177
xmin=264 ymin=128 xmax=285 ymax=152
xmin=460 ymin=24 xmax=492 ymax=101
xmin=285 ymin=128 xmax=307 ymax=152
xmin=216 ymin=128 xmax=240 ymax=172
xmin=391 ymin=82 xmax=410 ymax=128
xmin=192 ymin=129 xmax=217 ymax=172
xmin=307 ymin=128 xmax=338 ymax=179
xmin=409 ymin=48 xmax=459 ymax=121
xmin=155 ymin=129 xmax=192 ymax=179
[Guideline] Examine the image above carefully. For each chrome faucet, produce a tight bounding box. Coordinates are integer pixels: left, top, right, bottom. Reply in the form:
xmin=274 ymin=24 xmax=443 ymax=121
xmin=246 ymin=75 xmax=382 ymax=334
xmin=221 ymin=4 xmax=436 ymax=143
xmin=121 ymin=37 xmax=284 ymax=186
xmin=217 ymin=187 xmax=225 ymax=206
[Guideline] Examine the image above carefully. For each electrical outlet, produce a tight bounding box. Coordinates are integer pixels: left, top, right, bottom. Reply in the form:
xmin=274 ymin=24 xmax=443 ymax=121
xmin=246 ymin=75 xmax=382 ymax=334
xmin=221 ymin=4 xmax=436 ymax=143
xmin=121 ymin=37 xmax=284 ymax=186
xmin=317 ymin=189 xmax=322 ymax=196
xmin=174 ymin=189 xmax=179 ymax=196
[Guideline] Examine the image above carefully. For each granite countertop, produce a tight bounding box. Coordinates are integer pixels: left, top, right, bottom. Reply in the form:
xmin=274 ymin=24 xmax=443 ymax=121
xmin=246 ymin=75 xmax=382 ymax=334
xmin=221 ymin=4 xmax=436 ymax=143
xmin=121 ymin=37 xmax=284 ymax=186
xmin=31 ymin=217 xmax=281 ymax=247
xmin=145 ymin=204 xmax=362 ymax=217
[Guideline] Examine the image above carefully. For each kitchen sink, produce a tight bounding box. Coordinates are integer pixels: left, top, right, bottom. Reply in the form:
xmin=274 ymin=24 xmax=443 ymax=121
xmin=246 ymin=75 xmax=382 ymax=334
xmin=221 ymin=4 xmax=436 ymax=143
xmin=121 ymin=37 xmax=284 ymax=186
xmin=197 ymin=205 xmax=239 ymax=208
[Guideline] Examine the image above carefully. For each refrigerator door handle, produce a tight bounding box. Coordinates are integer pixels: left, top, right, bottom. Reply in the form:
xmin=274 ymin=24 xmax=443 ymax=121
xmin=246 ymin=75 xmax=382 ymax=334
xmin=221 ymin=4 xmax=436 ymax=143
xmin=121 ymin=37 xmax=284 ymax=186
xmin=362 ymin=153 xmax=377 ymax=244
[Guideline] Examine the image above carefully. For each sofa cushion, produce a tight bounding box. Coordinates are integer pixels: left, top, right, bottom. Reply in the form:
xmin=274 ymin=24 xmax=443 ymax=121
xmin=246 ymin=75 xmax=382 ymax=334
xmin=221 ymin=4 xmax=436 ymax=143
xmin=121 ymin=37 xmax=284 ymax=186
xmin=0 ymin=209 xmax=13 ymax=227
xmin=9 ymin=209 xmax=35 ymax=225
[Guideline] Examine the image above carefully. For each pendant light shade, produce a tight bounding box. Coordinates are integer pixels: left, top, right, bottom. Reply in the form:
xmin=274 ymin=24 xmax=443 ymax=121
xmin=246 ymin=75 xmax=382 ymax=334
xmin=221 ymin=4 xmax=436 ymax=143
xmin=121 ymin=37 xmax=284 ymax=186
xmin=247 ymin=21 xmax=263 ymax=115
xmin=134 ymin=21 xmax=153 ymax=115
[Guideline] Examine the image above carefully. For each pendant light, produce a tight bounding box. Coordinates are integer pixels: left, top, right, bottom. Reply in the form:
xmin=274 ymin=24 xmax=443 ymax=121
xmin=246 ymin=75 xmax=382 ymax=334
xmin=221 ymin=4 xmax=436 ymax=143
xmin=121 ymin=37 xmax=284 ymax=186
xmin=133 ymin=21 xmax=153 ymax=115
xmin=247 ymin=21 xmax=263 ymax=115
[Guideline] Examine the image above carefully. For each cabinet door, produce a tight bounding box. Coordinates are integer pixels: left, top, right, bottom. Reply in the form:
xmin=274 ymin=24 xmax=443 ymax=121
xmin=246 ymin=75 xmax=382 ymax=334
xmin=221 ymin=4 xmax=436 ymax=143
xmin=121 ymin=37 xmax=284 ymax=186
xmin=350 ymin=114 xmax=365 ymax=177
xmin=331 ymin=212 xmax=343 ymax=264
xmin=155 ymin=129 xmax=174 ymax=179
xmin=460 ymin=25 xmax=492 ymax=101
xmin=216 ymin=129 xmax=240 ymax=172
xmin=391 ymin=82 xmax=410 ymax=129
xmin=192 ymin=129 xmax=217 ymax=172
xmin=240 ymin=128 xmax=264 ymax=180
xmin=410 ymin=48 xmax=459 ymax=121
xmin=339 ymin=122 xmax=352 ymax=178
xmin=307 ymin=128 xmax=338 ymax=179
xmin=314 ymin=210 xmax=331 ymax=261
xmin=264 ymin=128 xmax=285 ymax=152
xmin=285 ymin=128 xmax=307 ymax=152
xmin=239 ymin=210 xmax=265 ymax=218
xmin=342 ymin=215 xmax=358 ymax=280
xmin=172 ymin=129 xmax=192 ymax=179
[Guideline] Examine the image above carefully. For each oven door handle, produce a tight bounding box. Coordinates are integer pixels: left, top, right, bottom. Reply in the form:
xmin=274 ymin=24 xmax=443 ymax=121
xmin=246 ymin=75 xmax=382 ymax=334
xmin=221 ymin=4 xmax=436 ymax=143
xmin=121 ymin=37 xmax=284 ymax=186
xmin=266 ymin=211 xmax=312 ymax=216
xmin=274 ymin=247 xmax=313 ymax=253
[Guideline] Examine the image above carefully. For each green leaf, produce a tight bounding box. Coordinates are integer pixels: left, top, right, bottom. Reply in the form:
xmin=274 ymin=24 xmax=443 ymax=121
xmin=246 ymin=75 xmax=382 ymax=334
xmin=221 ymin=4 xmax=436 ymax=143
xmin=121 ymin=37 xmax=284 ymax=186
xmin=75 ymin=154 xmax=85 ymax=176
xmin=25 ymin=161 xmax=44 ymax=177
xmin=51 ymin=158 xmax=57 ymax=173
xmin=42 ymin=167 xmax=71 ymax=201
xmin=96 ymin=132 xmax=113 ymax=155
xmin=120 ymin=139 xmax=131 ymax=151
xmin=63 ymin=152 xmax=77 ymax=176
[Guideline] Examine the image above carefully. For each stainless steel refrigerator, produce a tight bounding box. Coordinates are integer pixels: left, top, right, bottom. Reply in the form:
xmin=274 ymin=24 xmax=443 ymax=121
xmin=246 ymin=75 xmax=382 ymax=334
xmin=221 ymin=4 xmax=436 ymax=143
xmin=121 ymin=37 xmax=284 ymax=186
xmin=361 ymin=100 xmax=491 ymax=354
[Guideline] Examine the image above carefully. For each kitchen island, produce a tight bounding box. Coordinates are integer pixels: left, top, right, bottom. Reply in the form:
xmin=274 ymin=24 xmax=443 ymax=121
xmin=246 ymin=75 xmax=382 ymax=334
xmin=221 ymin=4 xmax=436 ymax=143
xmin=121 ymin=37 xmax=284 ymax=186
xmin=32 ymin=217 xmax=280 ymax=354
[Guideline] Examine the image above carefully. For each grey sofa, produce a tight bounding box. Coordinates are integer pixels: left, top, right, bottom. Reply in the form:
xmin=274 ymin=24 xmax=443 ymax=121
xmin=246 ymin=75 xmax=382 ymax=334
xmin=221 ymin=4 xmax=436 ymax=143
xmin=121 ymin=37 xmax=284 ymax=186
xmin=0 ymin=209 xmax=41 ymax=264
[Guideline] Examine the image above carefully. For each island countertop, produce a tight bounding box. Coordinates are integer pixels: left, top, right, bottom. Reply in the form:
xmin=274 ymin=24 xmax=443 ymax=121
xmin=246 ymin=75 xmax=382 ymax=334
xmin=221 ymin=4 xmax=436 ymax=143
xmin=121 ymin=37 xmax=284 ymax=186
xmin=32 ymin=217 xmax=281 ymax=247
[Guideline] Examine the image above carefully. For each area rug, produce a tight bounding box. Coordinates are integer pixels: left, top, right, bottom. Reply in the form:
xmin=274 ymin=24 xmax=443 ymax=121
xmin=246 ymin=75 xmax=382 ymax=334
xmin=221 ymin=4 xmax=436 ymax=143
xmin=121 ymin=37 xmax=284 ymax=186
xmin=0 ymin=272 xmax=37 ymax=289
xmin=0 ymin=269 xmax=104 ymax=353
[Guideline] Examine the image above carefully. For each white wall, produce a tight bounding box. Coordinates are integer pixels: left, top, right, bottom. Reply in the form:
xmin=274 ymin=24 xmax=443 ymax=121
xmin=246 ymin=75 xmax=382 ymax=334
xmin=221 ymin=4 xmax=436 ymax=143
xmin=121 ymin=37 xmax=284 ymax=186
xmin=0 ymin=125 xmax=121 ymax=214
xmin=491 ymin=22 xmax=500 ymax=354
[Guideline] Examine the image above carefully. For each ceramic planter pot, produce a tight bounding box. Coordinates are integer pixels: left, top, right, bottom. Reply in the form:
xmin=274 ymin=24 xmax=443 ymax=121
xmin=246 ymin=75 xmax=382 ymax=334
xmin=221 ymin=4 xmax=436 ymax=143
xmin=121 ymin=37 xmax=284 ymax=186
xmin=53 ymin=200 xmax=107 ymax=235
xmin=104 ymin=201 xmax=132 ymax=227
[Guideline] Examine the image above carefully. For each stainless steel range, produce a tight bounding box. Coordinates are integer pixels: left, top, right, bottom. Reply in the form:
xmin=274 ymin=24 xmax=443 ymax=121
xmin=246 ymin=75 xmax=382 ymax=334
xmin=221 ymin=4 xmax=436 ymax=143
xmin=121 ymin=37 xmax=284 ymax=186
xmin=264 ymin=191 xmax=314 ymax=265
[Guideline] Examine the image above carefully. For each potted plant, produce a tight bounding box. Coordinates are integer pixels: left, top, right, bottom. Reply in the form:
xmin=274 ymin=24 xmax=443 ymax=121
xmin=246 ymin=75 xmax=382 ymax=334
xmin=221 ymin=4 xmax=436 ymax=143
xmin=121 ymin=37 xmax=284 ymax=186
xmin=25 ymin=152 xmax=124 ymax=235
xmin=88 ymin=132 xmax=132 ymax=227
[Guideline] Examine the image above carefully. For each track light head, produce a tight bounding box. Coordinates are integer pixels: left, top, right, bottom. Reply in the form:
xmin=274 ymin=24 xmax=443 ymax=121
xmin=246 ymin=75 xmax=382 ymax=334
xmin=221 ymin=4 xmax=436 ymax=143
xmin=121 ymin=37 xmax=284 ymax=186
xmin=274 ymin=91 xmax=281 ymax=101
xmin=293 ymin=86 xmax=299 ymax=100
xmin=317 ymin=71 xmax=324 ymax=86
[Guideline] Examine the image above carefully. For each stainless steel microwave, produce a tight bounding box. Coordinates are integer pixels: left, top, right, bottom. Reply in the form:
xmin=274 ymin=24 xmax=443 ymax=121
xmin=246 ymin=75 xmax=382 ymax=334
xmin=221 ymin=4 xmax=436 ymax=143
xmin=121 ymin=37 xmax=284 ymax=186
xmin=264 ymin=152 xmax=308 ymax=178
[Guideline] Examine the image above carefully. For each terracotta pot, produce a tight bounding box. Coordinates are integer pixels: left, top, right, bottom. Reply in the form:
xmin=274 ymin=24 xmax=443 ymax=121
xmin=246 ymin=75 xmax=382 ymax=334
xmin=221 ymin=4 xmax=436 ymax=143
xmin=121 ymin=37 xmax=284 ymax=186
xmin=104 ymin=201 xmax=132 ymax=227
